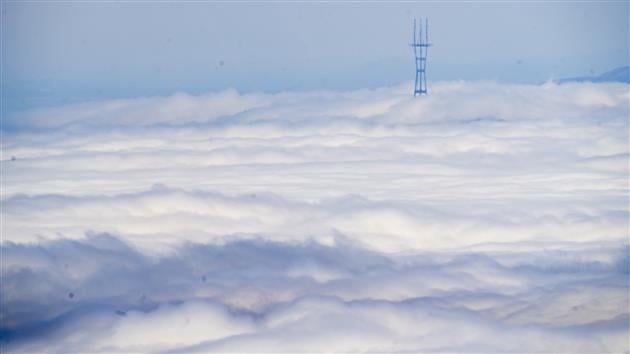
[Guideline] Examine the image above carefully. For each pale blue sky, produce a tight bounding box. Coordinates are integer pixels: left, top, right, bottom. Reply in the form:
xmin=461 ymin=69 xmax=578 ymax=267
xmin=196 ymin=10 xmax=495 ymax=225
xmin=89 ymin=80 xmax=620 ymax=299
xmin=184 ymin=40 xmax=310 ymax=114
xmin=2 ymin=1 xmax=628 ymax=109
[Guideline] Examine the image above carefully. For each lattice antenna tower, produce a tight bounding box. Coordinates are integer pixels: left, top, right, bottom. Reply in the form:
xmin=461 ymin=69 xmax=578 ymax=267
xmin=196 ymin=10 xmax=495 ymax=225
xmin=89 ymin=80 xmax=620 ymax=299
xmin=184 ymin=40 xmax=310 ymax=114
xmin=411 ymin=18 xmax=431 ymax=96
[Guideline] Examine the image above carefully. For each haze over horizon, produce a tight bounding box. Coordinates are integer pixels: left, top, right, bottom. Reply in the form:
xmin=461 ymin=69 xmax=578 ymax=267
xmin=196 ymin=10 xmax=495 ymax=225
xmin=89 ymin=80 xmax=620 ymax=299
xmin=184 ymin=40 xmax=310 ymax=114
xmin=3 ymin=1 xmax=628 ymax=110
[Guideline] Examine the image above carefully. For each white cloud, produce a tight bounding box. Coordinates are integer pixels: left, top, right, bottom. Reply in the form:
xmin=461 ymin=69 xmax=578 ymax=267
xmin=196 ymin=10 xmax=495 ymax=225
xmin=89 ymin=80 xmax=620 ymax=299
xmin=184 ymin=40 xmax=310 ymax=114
xmin=3 ymin=187 xmax=627 ymax=253
xmin=1 ymin=80 xmax=628 ymax=352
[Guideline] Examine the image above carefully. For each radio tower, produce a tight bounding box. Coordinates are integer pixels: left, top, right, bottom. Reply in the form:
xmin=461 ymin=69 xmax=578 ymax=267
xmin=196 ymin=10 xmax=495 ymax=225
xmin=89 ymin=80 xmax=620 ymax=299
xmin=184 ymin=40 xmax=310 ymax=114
xmin=411 ymin=18 xmax=431 ymax=96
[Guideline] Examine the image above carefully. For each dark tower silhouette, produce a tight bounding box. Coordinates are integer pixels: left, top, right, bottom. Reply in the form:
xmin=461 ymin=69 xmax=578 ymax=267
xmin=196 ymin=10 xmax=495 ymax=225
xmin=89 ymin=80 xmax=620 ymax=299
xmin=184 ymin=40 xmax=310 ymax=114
xmin=411 ymin=18 xmax=431 ymax=96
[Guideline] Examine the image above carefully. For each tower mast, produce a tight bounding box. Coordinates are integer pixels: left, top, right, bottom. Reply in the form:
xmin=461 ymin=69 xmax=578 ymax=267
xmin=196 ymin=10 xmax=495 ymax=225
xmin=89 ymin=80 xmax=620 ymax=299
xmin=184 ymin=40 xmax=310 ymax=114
xmin=411 ymin=18 xmax=431 ymax=96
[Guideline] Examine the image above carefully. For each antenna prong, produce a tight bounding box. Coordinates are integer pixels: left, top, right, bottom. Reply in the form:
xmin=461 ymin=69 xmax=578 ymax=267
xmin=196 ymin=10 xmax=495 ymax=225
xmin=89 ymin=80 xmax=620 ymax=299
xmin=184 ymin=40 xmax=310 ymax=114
xmin=413 ymin=18 xmax=416 ymax=45
xmin=425 ymin=17 xmax=429 ymax=44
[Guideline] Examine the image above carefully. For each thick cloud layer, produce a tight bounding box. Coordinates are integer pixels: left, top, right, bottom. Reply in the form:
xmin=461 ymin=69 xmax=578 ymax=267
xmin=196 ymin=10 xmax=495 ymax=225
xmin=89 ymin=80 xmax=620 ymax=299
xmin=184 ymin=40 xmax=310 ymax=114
xmin=2 ymin=81 xmax=629 ymax=352
xmin=3 ymin=235 xmax=628 ymax=353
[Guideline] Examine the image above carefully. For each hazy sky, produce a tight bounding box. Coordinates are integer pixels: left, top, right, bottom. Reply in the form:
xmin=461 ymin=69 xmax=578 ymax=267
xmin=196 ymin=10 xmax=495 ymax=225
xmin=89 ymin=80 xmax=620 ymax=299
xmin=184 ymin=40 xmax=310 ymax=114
xmin=2 ymin=1 xmax=629 ymax=109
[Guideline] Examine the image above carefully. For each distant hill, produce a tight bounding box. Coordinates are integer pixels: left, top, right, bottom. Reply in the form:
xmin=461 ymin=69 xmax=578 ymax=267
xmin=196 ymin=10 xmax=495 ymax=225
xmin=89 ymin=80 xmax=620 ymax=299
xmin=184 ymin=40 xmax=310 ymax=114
xmin=558 ymin=66 xmax=630 ymax=84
